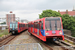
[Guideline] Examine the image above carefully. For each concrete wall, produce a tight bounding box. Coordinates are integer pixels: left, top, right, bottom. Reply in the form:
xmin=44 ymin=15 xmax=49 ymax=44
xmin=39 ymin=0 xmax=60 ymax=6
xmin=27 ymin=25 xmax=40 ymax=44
xmin=64 ymin=29 xmax=72 ymax=36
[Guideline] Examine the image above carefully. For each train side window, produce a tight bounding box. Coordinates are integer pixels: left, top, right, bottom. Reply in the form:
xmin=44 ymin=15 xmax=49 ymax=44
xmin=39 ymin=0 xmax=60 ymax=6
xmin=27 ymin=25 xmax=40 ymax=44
xmin=40 ymin=21 xmax=43 ymax=30
xmin=22 ymin=24 xmax=23 ymax=27
xmin=20 ymin=24 xmax=21 ymax=27
xmin=34 ymin=22 xmax=38 ymax=29
xmin=23 ymin=24 xmax=24 ymax=27
xmin=27 ymin=24 xmax=28 ymax=27
xmin=19 ymin=24 xmax=20 ymax=28
xmin=30 ymin=23 xmax=31 ymax=27
xmin=24 ymin=24 xmax=25 ymax=27
xmin=29 ymin=24 xmax=30 ymax=27
xmin=21 ymin=24 xmax=22 ymax=27
xmin=34 ymin=23 xmax=35 ymax=28
xmin=36 ymin=21 xmax=39 ymax=29
xmin=37 ymin=24 xmax=39 ymax=29
xmin=41 ymin=21 xmax=43 ymax=30
xmin=33 ymin=23 xmax=34 ymax=28
xmin=28 ymin=24 xmax=30 ymax=27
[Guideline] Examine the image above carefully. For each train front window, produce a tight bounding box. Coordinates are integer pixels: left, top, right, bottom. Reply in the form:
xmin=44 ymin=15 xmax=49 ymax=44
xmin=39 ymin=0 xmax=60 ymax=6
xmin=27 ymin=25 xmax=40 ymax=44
xmin=13 ymin=24 xmax=15 ymax=28
xmin=10 ymin=24 xmax=12 ymax=28
xmin=45 ymin=18 xmax=61 ymax=30
xmin=16 ymin=24 xmax=18 ymax=28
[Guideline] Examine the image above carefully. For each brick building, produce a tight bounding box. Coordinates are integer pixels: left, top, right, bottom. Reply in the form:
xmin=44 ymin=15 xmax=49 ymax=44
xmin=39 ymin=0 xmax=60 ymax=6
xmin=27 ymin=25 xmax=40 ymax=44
xmin=58 ymin=8 xmax=75 ymax=17
xmin=6 ymin=11 xmax=15 ymax=26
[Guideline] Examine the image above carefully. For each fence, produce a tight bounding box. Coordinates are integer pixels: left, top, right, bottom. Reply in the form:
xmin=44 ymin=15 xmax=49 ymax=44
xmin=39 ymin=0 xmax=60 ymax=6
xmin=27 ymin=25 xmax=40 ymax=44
xmin=0 ymin=43 xmax=43 ymax=50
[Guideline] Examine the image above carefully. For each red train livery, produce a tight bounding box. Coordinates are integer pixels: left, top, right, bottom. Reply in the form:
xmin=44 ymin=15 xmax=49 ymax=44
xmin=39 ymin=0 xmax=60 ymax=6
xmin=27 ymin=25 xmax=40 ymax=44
xmin=9 ymin=22 xmax=28 ymax=35
xmin=28 ymin=17 xmax=64 ymax=41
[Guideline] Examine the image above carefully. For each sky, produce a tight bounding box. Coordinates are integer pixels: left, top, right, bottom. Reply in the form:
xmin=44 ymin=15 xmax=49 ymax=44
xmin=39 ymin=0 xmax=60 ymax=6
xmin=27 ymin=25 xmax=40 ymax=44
xmin=0 ymin=0 xmax=75 ymax=21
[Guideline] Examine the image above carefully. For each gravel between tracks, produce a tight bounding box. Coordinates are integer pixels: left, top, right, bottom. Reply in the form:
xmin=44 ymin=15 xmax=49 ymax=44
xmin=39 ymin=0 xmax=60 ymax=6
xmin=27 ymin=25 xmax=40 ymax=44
xmin=6 ymin=30 xmax=49 ymax=50
xmin=7 ymin=31 xmax=37 ymax=44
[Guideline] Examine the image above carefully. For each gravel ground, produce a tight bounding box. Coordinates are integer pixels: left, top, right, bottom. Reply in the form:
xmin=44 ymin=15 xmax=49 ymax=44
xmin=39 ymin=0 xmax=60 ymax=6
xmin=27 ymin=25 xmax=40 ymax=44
xmin=7 ymin=30 xmax=37 ymax=44
xmin=6 ymin=30 xmax=49 ymax=50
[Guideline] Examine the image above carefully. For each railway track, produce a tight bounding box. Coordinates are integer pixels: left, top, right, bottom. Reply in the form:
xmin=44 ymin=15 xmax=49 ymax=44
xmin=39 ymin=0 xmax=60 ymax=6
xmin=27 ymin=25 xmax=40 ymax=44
xmin=0 ymin=30 xmax=27 ymax=47
xmin=28 ymin=31 xmax=72 ymax=50
xmin=55 ymin=40 xmax=75 ymax=50
xmin=64 ymin=34 xmax=75 ymax=43
xmin=0 ymin=31 xmax=75 ymax=50
xmin=45 ymin=39 xmax=73 ymax=50
xmin=0 ymin=35 xmax=16 ymax=47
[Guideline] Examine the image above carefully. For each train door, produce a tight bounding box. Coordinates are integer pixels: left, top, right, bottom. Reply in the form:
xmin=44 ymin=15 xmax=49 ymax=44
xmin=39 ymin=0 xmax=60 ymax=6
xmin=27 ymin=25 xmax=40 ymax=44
xmin=34 ymin=22 xmax=37 ymax=34
xmin=28 ymin=23 xmax=30 ymax=32
xmin=30 ymin=23 xmax=31 ymax=32
xmin=32 ymin=23 xmax=33 ymax=33
xmin=39 ymin=20 xmax=45 ymax=36
xmin=29 ymin=23 xmax=31 ymax=32
xmin=35 ymin=23 xmax=37 ymax=34
xmin=39 ymin=21 xmax=42 ymax=35
xmin=37 ymin=22 xmax=39 ymax=35
xmin=33 ymin=23 xmax=34 ymax=33
xmin=34 ymin=22 xmax=35 ymax=33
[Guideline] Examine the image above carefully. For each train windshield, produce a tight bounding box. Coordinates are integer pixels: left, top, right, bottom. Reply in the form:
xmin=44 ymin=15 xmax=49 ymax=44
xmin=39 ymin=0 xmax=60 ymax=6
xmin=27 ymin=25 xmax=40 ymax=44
xmin=45 ymin=18 xmax=61 ymax=30
xmin=10 ymin=22 xmax=17 ymax=28
xmin=13 ymin=24 xmax=15 ymax=28
xmin=10 ymin=24 xmax=12 ymax=28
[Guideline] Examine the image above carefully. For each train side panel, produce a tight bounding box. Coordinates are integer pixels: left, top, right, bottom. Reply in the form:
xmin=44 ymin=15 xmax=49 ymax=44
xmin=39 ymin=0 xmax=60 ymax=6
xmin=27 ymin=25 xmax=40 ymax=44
xmin=28 ymin=17 xmax=64 ymax=41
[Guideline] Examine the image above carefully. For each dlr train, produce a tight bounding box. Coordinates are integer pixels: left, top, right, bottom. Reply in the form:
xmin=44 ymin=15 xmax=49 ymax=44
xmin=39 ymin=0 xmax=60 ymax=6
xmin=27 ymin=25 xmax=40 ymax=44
xmin=28 ymin=17 xmax=64 ymax=41
xmin=8 ymin=22 xmax=28 ymax=35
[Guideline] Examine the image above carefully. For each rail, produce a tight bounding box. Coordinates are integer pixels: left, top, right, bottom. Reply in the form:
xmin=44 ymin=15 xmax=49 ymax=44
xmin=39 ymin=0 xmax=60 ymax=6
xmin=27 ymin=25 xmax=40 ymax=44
xmin=64 ymin=34 xmax=75 ymax=44
xmin=0 ymin=36 xmax=16 ymax=47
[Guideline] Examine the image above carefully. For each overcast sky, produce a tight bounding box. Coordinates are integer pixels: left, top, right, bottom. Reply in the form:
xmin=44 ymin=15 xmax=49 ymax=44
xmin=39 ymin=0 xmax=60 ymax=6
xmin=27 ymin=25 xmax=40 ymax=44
xmin=0 ymin=0 xmax=75 ymax=21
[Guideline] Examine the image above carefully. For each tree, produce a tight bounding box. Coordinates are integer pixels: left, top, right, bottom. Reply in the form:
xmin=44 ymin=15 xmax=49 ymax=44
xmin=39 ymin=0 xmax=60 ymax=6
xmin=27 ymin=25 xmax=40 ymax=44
xmin=61 ymin=14 xmax=75 ymax=37
xmin=39 ymin=10 xmax=61 ymax=18
xmin=1 ymin=22 xmax=6 ymax=24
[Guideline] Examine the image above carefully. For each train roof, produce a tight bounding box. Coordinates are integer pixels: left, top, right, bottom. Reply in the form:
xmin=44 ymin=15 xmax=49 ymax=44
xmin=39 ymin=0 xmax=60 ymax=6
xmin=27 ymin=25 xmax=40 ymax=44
xmin=10 ymin=22 xmax=27 ymax=24
xmin=28 ymin=17 xmax=61 ymax=23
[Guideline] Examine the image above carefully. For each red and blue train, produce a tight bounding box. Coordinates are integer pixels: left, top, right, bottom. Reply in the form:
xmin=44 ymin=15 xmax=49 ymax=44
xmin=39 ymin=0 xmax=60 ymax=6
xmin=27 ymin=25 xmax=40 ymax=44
xmin=9 ymin=22 xmax=28 ymax=35
xmin=28 ymin=17 xmax=64 ymax=41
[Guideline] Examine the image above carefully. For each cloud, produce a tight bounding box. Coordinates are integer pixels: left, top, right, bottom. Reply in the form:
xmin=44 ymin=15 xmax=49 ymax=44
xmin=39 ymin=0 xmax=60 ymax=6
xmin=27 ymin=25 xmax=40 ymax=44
xmin=13 ymin=10 xmax=42 ymax=21
xmin=0 ymin=0 xmax=75 ymax=21
xmin=35 ymin=0 xmax=75 ymax=10
xmin=0 ymin=0 xmax=75 ymax=11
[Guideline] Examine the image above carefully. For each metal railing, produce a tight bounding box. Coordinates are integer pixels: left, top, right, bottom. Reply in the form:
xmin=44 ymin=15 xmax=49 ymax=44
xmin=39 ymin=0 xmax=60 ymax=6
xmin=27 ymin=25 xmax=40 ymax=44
xmin=0 ymin=43 xmax=43 ymax=50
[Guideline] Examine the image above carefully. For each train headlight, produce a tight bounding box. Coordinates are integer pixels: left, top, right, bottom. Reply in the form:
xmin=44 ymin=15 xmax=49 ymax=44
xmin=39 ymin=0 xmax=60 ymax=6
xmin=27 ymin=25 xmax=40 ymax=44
xmin=46 ymin=33 xmax=49 ymax=35
xmin=59 ymin=32 xmax=62 ymax=35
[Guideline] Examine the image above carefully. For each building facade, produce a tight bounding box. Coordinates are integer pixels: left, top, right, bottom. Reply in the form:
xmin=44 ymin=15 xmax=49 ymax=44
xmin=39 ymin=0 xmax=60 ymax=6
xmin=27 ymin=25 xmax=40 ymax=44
xmin=58 ymin=9 xmax=75 ymax=17
xmin=6 ymin=11 xmax=15 ymax=26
